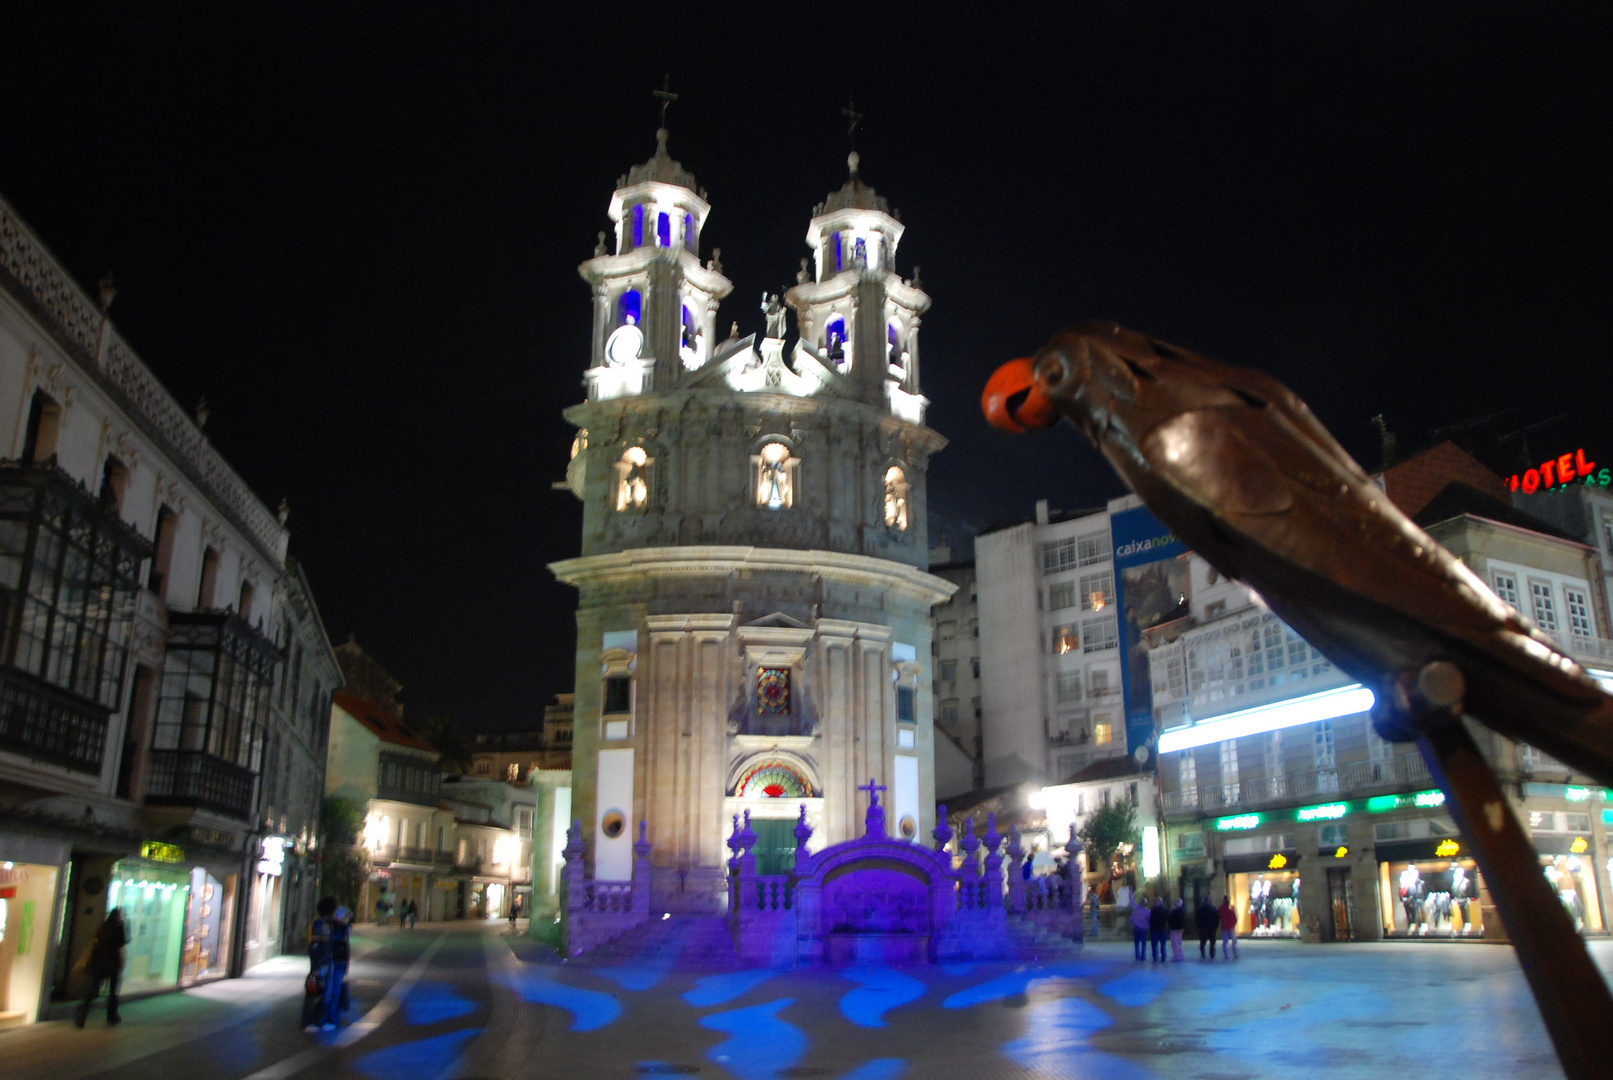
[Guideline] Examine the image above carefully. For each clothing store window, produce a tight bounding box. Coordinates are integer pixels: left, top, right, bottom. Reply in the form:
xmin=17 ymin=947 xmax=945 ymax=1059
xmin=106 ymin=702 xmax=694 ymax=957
xmin=1227 ymin=870 xmax=1301 ymax=938
xmin=1378 ymin=856 xmax=1483 ymax=937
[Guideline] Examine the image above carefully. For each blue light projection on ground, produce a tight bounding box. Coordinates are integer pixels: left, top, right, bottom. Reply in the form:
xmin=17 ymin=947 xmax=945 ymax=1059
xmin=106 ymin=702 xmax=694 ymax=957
xmin=594 ymin=964 xmax=668 ymax=991
xmin=681 ymin=969 xmax=777 ymax=1006
xmin=838 ymin=1058 xmax=908 ymax=1080
xmin=352 ymin=1028 xmax=481 ymax=1080
xmin=1097 ymin=969 xmax=1168 ymax=1007
xmin=839 ymin=966 xmax=926 ymax=1028
xmin=499 ymin=969 xmax=621 ymax=1031
xmin=940 ymin=961 xmax=1100 ymax=1009
xmin=402 ymin=981 xmax=479 ymax=1025
xmin=1001 ymin=996 xmax=1135 ymax=1075
xmin=699 ymin=998 xmax=805 ymax=1080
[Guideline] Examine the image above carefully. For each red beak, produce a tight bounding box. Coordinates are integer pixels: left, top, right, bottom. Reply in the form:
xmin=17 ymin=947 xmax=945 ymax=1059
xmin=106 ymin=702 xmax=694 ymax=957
xmin=982 ymin=357 xmax=1058 ymax=433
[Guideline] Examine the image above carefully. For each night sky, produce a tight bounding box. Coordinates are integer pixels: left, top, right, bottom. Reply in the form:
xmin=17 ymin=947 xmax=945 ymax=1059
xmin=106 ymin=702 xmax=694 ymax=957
xmin=4 ymin=5 xmax=1610 ymax=730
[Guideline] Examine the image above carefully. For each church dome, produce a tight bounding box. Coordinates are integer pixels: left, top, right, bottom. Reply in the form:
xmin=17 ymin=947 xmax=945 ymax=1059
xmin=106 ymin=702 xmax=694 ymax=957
xmin=815 ymin=151 xmax=891 ymax=216
xmin=618 ymin=128 xmax=704 ymax=198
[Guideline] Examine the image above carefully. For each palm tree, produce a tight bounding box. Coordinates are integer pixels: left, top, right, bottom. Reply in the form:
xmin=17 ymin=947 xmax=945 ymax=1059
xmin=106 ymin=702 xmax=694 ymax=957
xmin=423 ymin=713 xmax=474 ymax=774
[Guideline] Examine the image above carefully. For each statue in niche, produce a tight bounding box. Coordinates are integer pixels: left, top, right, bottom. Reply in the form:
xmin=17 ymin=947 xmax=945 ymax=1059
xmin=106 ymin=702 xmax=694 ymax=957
xmin=761 ymin=293 xmax=788 ymax=339
xmin=883 ymin=466 xmax=909 ymax=530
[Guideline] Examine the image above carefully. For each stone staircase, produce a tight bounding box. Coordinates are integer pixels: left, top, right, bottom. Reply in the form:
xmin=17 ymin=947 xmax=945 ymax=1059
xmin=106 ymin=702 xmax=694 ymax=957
xmin=572 ymin=914 xmax=741 ymax=968
xmin=1005 ymin=918 xmax=1083 ymax=962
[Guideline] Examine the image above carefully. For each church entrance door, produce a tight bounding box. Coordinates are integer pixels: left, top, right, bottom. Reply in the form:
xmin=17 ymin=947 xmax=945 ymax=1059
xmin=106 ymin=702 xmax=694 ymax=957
xmin=752 ymin=819 xmax=796 ymax=875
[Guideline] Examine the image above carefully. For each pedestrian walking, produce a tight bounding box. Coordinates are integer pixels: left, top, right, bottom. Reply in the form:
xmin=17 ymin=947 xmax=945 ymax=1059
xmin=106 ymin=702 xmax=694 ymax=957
xmin=1149 ymin=898 xmax=1168 ymax=961
xmin=306 ymin=896 xmax=348 ymax=1032
xmin=1130 ymin=896 xmax=1151 ymax=960
xmin=374 ymin=896 xmax=389 ymax=927
xmin=1168 ymin=898 xmax=1187 ymax=961
xmin=1218 ymin=895 xmax=1240 ymax=959
xmin=1195 ymin=895 xmax=1219 ymax=959
xmin=405 ymin=899 xmax=418 ymax=929
xmin=74 ymin=909 xmax=126 ymax=1028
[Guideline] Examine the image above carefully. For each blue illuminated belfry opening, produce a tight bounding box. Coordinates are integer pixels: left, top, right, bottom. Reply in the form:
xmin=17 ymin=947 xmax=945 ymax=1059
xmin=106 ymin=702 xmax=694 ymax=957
xmin=855 ymin=237 xmax=867 ymax=266
xmin=832 ymin=232 xmax=843 ymax=273
xmin=888 ymin=322 xmax=901 ymax=364
xmin=826 ymin=316 xmax=846 ymax=365
xmin=681 ymin=304 xmax=696 ymax=350
xmin=657 ymin=212 xmax=671 ymax=248
xmin=632 ymin=205 xmax=644 ymax=248
xmin=684 ymin=212 xmax=696 ymax=251
xmin=618 ymin=290 xmax=641 ymax=326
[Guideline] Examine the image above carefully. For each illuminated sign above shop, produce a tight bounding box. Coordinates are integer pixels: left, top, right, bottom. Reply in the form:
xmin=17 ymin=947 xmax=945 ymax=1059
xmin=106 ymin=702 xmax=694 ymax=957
xmin=1216 ymin=814 xmax=1262 ymax=831
xmin=1334 ymin=846 xmax=1350 ymax=858
xmin=141 ymin=841 xmax=185 ymax=863
xmin=1570 ymin=836 xmax=1589 ymax=854
xmin=1159 ymin=684 xmax=1376 ymax=754
xmin=1297 ymin=803 xmax=1348 ymax=822
xmin=257 ymin=836 xmax=287 ymax=877
xmin=1435 ymin=839 xmax=1461 ymax=857
xmin=1268 ymin=854 xmax=1288 ymax=869
xmin=1508 ymin=448 xmax=1603 ymax=494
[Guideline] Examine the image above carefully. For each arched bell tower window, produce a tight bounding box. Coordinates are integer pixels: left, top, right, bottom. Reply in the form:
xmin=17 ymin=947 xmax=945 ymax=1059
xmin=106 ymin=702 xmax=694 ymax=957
xmin=617 ymin=290 xmax=641 ymax=327
xmin=883 ymin=466 xmax=909 ymax=530
xmin=683 ymin=212 xmax=696 ymax=252
xmin=754 ymin=442 xmax=798 ymax=510
xmin=631 ymin=204 xmax=645 ymax=249
xmin=854 ymin=237 xmax=868 ymax=268
xmin=615 ymin=446 xmax=651 ymax=512
xmin=887 ymin=321 xmax=904 ymax=372
xmin=657 ymin=211 xmax=671 ymax=248
xmin=681 ymin=303 xmax=697 ymax=351
xmin=825 ymin=316 xmax=847 ymax=370
xmin=831 ymin=232 xmax=843 ymax=273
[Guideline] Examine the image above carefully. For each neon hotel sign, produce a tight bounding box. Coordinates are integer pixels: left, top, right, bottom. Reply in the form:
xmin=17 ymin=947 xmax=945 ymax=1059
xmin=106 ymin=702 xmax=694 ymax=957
xmin=1508 ymin=448 xmax=1607 ymax=494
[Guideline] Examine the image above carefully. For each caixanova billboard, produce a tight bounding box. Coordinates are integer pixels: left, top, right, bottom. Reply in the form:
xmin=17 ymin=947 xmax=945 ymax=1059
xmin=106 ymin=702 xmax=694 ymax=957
xmin=1111 ymin=505 xmax=1190 ymax=754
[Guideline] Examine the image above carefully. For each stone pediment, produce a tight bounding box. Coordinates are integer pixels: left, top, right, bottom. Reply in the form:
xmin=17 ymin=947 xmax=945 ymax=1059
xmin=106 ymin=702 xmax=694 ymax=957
xmin=675 ymin=334 xmax=760 ymax=390
xmin=743 ymin=611 xmax=812 ymax=630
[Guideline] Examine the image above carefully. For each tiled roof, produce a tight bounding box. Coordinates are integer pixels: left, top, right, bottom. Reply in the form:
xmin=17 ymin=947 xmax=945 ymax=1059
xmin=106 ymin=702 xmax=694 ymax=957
xmin=1379 ymin=442 xmax=1510 ymax=519
xmin=334 ymin=691 xmax=436 ymax=753
xmin=1056 ymin=755 xmax=1148 ymax=786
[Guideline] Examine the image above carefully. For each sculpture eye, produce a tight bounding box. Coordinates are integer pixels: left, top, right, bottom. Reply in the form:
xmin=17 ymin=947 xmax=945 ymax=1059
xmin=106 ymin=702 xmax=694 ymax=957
xmin=1150 ymin=340 xmax=1183 ymax=360
xmin=1123 ymin=357 xmax=1156 ymax=381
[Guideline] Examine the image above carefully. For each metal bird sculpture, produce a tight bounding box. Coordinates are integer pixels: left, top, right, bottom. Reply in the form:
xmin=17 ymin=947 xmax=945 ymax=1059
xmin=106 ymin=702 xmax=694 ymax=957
xmin=983 ymin=321 xmax=1613 ymax=1078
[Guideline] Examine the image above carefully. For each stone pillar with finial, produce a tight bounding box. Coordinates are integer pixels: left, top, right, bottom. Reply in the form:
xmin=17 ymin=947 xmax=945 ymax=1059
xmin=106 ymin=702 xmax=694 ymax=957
xmin=559 ymin=818 xmax=586 ymax=957
xmin=933 ymin=805 xmax=953 ymax=853
xmin=983 ymin=812 xmax=1005 ymax=912
xmin=734 ymin=810 xmax=759 ymax=913
xmin=1006 ymin=825 xmax=1026 ymax=914
xmin=1063 ymin=823 xmax=1085 ymax=913
xmin=959 ymin=817 xmax=981 ymax=909
xmin=793 ymin=804 xmax=813 ymax=875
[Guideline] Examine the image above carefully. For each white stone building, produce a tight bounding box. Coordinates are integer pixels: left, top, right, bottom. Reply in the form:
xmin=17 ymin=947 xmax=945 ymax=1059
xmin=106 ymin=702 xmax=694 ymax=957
xmin=975 ymin=499 xmax=1127 ymax=788
xmin=549 ymin=131 xmax=953 ymax=913
xmin=0 ymin=191 xmax=341 ymax=1022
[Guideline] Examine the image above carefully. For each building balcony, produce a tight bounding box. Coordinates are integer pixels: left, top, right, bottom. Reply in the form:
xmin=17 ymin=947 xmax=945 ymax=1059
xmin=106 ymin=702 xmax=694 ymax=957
xmin=0 ymin=666 xmax=111 ymax=774
xmin=1565 ymin=632 xmax=1613 ymax=666
xmin=375 ymin=783 xmax=441 ymax=807
xmin=146 ymin=749 xmax=256 ymax=820
xmin=369 ymin=845 xmax=454 ymax=867
xmin=1162 ymin=752 xmax=1434 ymax=817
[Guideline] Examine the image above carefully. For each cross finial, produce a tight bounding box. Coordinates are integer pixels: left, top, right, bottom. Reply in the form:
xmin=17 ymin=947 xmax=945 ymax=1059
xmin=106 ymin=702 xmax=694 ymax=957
xmin=856 ymin=776 xmax=886 ymax=804
xmin=842 ymin=96 xmax=864 ymax=141
xmin=653 ymin=74 xmax=679 ymax=129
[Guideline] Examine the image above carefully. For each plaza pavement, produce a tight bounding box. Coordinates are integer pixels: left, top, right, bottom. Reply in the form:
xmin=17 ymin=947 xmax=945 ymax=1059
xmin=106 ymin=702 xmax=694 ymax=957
xmin=3 ymin=919 xmax=1606 ymax=1080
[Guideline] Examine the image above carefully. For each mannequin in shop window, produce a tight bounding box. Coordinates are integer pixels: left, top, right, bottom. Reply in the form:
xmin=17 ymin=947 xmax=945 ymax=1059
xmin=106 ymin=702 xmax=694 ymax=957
xmin=1450 ymin=865 xmax=1474 ymax=933
xmin=1399 ymin=865 xmax=1423 ymax=931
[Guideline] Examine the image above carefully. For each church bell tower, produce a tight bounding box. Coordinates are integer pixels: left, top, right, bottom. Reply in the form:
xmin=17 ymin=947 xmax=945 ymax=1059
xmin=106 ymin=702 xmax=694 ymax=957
xmin=551 ymin=126 xmax=954 ymax=913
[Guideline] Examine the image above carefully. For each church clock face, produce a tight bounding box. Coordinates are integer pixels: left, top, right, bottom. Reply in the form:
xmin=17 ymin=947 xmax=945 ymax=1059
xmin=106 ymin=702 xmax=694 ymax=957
xmin=605 ymin=323 xmax=644 ymax=366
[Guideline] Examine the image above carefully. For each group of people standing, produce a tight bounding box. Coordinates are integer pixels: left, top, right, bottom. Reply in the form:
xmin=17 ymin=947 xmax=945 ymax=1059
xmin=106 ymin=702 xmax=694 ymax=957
xmin=1130 ymin=895 xmax=1239 ymax=961
xmin=375 ymin=896 xmax=418 ymax=927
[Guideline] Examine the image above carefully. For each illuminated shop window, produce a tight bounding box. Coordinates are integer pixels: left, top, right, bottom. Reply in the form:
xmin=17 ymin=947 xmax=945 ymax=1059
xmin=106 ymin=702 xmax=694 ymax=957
xmin=883 ymin=466 xmax=909 ymax=530
xmin=755 ymin=442 xmax=795 ymax=509
xmin=757 ymin=667 xmax=790 ymax=714
xmin=615 ymin=446 xmax=650 ymax=511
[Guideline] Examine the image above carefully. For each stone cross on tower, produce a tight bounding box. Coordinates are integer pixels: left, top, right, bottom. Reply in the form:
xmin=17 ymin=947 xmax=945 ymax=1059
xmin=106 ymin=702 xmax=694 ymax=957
xmin=653 ymin=74 xmax=678 ymax=129
xmin=858 ymin=777 xmax=887 ymax=838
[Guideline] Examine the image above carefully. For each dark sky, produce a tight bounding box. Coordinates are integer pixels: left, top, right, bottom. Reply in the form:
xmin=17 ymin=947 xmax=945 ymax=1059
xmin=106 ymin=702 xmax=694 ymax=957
xmin=5 ymin=4 xmax=1611 ymax=730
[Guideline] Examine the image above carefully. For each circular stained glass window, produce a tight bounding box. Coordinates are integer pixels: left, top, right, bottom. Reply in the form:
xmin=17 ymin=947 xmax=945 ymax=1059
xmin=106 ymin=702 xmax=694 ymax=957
xmin=736 ymin=761 xmax=810 ymax=798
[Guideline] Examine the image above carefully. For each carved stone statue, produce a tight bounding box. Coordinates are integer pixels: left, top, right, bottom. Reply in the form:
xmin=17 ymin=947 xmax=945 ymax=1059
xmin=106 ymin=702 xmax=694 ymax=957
xmin=594 ymin=231 xmax=607 ymax=258
xmin=797 ymin=257 xmax=810 ymax=285
xmin=761 ymin=293 xmax=788 ymax=339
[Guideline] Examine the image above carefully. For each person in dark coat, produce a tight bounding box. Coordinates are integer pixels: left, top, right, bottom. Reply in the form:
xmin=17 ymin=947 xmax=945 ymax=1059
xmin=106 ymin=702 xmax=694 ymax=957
xmin=1167 ymin=898 xmax=1187 ymax=961
xmin=75 ymin=909 xmax=127 ymax=1027
xmin=1195 ymin=896 xmax=1220 ymax=958
xmin=306 ymin=896 xmax=348 ymax=1032
xmin=1148 ymin=898 xmax=1168 ymax=961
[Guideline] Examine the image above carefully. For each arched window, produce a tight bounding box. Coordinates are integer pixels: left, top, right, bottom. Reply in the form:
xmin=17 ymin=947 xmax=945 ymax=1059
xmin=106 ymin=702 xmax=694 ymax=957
xmin=883 ymin=466 xmax=909 ymax=530
xmin=854 ymin=237 xmax=868 ymax=267
xmin=825 ymin=316 xmax=846 ymax=368
xmin=632 ymin=204 xmax=645 ymax=248
xmin=832 ymin=232 xmax=843 ymax=273
xmin=683 ymin=212 xmax=696 ymax=252
xmin=888 ymin=322 xmax=902 ymax=366
xmin=755 ymin=442 xmax=796 ymax=510
xmin=197 ymin=546 xmax=220 ymax=607
xmin=735 ymin=759 xmax=812 ymax=798
xmin=657 ymin=211 xmax=671 ymax=248
xmin=681 ymin=303 xmax=697 ymax=351
xmin=22 ymin=390 xmax=62 ymax=462
xmin=615 ymin=446 xmax=650 ymax=511
xmin=617 ymin=289 xmax=641 ymax=327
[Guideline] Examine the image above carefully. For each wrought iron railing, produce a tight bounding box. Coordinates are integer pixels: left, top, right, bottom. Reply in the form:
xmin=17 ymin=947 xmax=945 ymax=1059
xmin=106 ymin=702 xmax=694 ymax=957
xmin=1162 ymin=751 xmax=1433 ymax=815
xmin=0 ymin=667 xmax=110 ymax=773
xmin=370 ymin=845 xmax=454 ymax=866
xmin=146 ymin=750 xmax=255 ymax=819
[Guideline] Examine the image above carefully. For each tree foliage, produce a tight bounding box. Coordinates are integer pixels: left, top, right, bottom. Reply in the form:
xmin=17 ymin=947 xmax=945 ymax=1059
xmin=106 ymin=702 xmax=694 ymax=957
xmin=317 ymin=794 xmax=368 ymax=908
xmin=423 ymin=713 xmax=475 ymax=774
xmin=1078 ymin=800 xmax=1142 ymax=870
xmin=320 ymin=794 xmax=365 ymax=847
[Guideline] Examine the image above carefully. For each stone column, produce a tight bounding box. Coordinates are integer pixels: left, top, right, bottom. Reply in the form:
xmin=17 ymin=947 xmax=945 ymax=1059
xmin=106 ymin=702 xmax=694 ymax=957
xmin=1006 ymin=826 xmax=1026 ymax=914
xmin=983 ymin=813 xmax=1005 ymax=910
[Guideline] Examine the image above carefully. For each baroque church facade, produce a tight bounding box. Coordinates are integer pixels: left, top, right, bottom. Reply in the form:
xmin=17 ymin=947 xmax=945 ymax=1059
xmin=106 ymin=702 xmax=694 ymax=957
xmin=550 ymin=129 xmax=954 ymax=912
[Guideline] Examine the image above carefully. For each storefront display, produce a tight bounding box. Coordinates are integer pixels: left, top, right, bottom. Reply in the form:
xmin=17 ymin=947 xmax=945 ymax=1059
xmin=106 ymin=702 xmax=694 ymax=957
xmin=1541 ymin=852 xmax=1602 ymax=933
xmin=1228 ymin=869 xmax=1301 ymax=937
xmin=107 ymin=860 xmax=190 ymax=994
xmin=1376 ymin=839 xmax=1485 ymax=937
xmin=0 ymin=861 xmax=59 ymax=1026
xmin=182 ymin=869 xmax=233 ymax=983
